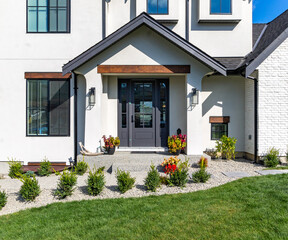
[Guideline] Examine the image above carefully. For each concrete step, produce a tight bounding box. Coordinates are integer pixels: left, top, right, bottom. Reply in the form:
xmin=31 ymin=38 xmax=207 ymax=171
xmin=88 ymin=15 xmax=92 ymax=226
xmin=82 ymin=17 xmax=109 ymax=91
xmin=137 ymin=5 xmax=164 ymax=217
xmin=112 ymin=163 xmax=151 ymax=172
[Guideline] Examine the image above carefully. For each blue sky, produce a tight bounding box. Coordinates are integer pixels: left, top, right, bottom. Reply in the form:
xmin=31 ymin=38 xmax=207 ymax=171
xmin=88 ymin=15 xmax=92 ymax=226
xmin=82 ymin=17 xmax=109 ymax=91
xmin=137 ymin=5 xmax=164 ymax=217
xmin=253 ymin=0 xmax=288 ymax=23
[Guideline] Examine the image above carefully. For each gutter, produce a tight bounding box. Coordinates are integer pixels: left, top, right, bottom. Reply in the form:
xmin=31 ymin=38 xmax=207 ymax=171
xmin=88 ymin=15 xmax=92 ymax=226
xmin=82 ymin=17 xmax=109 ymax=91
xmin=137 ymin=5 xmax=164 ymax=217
xmin=102 ymin=0 xmax=106 ymax=39
xmin=185 ymin=0 xmax=189 ymax=41
xmin=73 ymin=72 xmax=78 ymax=165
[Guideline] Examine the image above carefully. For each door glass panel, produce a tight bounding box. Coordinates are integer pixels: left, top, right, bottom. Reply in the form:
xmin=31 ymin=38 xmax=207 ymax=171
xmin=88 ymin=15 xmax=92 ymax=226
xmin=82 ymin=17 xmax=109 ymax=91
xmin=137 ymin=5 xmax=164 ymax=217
xmin=160 ymin=82 xmax=167 ymax=128
xmin=134 ymin=82 xmax=153 ymax=128
xmin=120 ymin=82 xmax=128 ymax=128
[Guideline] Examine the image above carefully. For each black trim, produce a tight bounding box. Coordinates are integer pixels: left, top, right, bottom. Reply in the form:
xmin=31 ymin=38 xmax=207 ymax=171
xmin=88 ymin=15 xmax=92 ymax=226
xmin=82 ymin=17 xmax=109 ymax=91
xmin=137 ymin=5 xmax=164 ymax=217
xmin=254 ymin=76 xmax=258 ymax=162
xmin=73 ymin=72 xmax=78 ymax=165
xmin=26 ymin=79 xmax=71 ymax=137
xmin=63 ymin=12 xmax=227 ymax=76
xmin=102 ymin=0 xmax=106 ymax=39
xmin=147 ymin=0 xmax=169 ymax=15
xmin=185 ymin=0 xmax=189 ymax=41
xmin=26 ymin=0 xmax=71 ymax=34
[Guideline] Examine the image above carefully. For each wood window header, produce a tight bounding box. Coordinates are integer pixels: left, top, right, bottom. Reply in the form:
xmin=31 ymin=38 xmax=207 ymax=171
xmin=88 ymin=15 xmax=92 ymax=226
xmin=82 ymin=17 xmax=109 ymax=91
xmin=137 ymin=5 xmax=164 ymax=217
xmin=209 ymin=116 xmax=230 ymax=124
xmin=97 ymin=65 xmax=191 ymax=74
xmin=25 ymin=72 xmax=72 ymax=79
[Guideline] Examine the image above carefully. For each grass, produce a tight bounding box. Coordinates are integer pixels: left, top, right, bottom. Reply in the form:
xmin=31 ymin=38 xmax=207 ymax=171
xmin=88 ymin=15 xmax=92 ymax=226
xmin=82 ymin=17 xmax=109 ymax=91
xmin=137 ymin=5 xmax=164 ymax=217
xmin=264 ymin=166 xmax=288 ymax=170
xmin=0 ymin=174 xmax=287 ymax=240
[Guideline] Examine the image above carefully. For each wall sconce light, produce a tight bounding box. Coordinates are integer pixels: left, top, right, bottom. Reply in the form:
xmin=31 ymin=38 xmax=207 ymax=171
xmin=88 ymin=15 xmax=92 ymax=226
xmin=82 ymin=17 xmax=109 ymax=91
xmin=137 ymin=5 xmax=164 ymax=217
xmin=89 ymin=87 xmax=96 ymax=106
xmin=191 ymin=88 xmax=199 ymax=105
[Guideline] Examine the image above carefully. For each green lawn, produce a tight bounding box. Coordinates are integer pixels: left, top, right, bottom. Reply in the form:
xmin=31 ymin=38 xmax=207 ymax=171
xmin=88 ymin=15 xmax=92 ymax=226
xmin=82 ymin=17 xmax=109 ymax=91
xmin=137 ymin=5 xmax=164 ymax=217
xmin=0 ymin=174 xmax=287 ymax=240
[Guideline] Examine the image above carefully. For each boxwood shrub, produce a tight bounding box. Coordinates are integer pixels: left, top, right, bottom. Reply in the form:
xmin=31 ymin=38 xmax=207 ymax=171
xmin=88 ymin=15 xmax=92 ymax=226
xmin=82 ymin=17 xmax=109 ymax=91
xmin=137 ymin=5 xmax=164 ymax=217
xmin=87 ymin=167 xmax=105 ymax=196
xmin=19 ymin=175 xmax=41 ymax=201
xmin=54 ymin=169 xmax=77 ymax=199
xmin=116 ymin=169 xmax=135 ymax=194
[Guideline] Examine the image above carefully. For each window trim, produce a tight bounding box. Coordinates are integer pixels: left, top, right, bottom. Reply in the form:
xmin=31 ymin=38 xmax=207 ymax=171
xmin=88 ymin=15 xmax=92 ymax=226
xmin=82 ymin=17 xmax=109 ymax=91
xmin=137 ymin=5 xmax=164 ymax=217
xmin=26 ymin=77 xmax=71 ymax=137
xmin=210 ymin=0 xmax=232 ymax=15
xmin=26 ymin=0 xmax=71 ymax=34
xmin=147 ymin=0 xmax=169 ymax=15
xmin=211 ymin=123 xmax=228 ymax=140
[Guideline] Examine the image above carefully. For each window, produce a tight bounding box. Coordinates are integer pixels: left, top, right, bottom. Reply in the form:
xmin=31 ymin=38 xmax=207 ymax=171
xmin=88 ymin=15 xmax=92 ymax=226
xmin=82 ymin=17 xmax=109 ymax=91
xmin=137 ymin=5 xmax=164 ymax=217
xmin=27 ymin=0 xmax=70 ymax=33
xmin=27 ymin=79 xmax=70 ymax=136
xmin=210 ymin=0 xmax=231 ymax=14
xmin=211 ymin=123 xmax=228 ymax=140
xmin=147 ymin=0 xmax=168 ymax=14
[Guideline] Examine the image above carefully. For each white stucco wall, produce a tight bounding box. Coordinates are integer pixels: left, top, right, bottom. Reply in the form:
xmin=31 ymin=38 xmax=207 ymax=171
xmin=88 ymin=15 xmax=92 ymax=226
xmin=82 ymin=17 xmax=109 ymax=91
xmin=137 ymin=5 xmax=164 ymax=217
xmin=201 ymin=75 xmax=245 ymax=152
xmin=257 ymin=38 xmax=288 ymax=156
xmin=245 ymin=78 xmax=255 ymax=156
xmin=190 ymin=0 xmax=252 ymax=57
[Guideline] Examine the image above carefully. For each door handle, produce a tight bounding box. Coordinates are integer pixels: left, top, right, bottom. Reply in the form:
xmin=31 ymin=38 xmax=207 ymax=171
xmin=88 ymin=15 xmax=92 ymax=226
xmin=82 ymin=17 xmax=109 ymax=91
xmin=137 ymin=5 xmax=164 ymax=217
xmin=131 ymin=115 xmax=134 ymax=123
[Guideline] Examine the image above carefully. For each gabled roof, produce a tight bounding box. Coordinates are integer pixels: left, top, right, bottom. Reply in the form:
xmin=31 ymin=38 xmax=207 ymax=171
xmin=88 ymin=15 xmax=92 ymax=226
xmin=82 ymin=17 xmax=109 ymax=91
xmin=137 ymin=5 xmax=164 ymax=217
xmin=242 ymin=9 xmax=288 ymax=77
xmin=62 ymin=12 xmax=227 ymax=76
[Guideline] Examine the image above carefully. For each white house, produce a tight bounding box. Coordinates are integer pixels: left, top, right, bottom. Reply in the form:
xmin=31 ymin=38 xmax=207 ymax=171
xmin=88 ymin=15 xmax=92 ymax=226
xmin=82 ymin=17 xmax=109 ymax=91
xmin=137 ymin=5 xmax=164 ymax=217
xmin=0 ymin=0 xmax=287 ymax=165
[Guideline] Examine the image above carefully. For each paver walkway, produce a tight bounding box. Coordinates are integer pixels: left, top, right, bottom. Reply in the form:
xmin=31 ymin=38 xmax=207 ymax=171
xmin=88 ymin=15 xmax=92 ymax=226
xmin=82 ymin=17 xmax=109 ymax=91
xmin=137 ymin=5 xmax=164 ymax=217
xmin=256 ymin=170 xmax=288 ymax=175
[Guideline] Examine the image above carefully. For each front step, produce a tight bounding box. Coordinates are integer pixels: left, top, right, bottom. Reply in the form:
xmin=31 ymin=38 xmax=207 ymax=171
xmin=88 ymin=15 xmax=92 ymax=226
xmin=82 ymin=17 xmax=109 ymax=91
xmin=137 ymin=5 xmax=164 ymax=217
xmin=117 ymin=147 xmax=168 ymax=152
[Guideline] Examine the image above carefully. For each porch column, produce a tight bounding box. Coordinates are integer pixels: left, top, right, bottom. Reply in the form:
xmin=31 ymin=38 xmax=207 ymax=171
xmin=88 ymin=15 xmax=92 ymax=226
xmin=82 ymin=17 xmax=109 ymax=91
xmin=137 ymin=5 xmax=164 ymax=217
xmin=186 ymin=70 xmax=207 ymax=155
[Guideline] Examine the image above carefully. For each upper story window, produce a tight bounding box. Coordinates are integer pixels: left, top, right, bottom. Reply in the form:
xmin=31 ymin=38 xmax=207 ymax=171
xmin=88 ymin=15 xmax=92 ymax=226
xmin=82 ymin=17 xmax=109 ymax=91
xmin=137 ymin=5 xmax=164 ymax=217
xmin=147 ymin=0 xmax=168 ymax=15
xmin=210 ymin=0 xmax=232 ymax=14
xmin=27 ymin=0 xmax=70 ymax=33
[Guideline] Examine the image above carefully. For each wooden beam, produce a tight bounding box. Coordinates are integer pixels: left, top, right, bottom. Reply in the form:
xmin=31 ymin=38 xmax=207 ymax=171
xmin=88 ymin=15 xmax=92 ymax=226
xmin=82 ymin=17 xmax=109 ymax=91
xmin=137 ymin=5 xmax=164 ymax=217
xmin=209 ymin=116 xmax=230 ymax=124
xmin=25 ymin=72 xmax=72 ymax=79
xmin=97 ymin=65 xmax=191 ymax=74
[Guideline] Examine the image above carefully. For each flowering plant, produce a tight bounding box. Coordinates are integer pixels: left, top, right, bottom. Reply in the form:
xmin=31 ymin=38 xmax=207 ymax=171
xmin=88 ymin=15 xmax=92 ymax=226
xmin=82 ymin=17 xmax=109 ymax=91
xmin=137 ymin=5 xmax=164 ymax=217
xmin=198 ymin=156 xmax=208 ymax=169
xmin=161 ymin=156 xmax=180 ymax=174
xmin=102 ymin=135 xmax=120 ymax=150
xmin=168 ymin=135 xmax=187 ymax=153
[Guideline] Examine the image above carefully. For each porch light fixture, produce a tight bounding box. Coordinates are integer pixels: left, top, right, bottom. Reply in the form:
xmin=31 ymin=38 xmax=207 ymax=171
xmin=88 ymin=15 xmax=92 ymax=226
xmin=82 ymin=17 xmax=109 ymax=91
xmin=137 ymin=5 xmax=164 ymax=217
xmin=89 ymin=87 xmax=96 ymax=106
xmin=191 ymin=88 xmax=199 ymax=105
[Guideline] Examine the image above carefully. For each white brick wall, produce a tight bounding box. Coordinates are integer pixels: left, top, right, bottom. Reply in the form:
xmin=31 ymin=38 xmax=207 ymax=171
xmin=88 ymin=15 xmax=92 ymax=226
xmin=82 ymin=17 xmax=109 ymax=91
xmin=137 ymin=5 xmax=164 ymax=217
xmin=245 ymin=78 xmax=255 ymax=155
xmin=258 ymin=38 xmax=288 ymax=156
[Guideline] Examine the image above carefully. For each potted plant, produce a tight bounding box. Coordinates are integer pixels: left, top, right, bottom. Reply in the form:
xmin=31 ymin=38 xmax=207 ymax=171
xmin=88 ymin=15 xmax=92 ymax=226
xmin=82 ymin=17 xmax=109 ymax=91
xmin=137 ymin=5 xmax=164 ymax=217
xmin=102 ymin=135 xmax=120 ymax=155
xmin=178 ymin=134 xmax=187 ymax=153
xmin=168 ymin=135 xmax=186 ymax=155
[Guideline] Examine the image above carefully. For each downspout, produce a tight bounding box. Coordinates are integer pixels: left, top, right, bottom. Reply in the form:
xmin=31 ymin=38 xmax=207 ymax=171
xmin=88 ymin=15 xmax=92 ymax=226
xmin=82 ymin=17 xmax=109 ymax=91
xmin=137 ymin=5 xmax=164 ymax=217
xmin=73 ymin=72 xmax=78 ymax=166
xmin=185 ymin=0 xmax=189 ymax=41
xmin=246 ymin=75 xmax=258 ymax=163
xmin=102 ymin=0 xmax=106 ymax=39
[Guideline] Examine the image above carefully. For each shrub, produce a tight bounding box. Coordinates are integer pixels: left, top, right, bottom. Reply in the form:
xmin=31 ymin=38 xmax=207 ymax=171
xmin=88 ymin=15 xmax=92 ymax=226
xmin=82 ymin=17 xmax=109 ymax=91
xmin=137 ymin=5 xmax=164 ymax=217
xmin=0 ymin=190 xmax=7 ymax=210
xmin=160 ymin=176 xmax=168 ymax=185
xmin=37 ymin=158 xmax=52 ymax=176
xmin=54 ymin=169 xmax=77 ymax=199
xmin=19 ymin=175 xmax=41 ymax=201
xmin=144 ymin=165 xmax=161 ymax=192
xmin=167 ymin=161 xmax=189 ymax=187
xmin=192 ymin=169 xmax=211 ymax=183
xmin=8 ymin=158 xmax=23 ymax=179
xmin=116 ymin=169 xmax=135 ymax=193
xmin=216 ymin=136 xmax=237 ymax=160
xmin=264 ymin=148 xmax=280 ymax=168
xmin=75 ymin=160 xmax=88 ymax=176
xmin=198 ymin=156 xmax=208 ymax=168
xmin=24 ymin=171 xmax=35 ymax=178
xmin=87 ymin=167 xmax=105 ymax=196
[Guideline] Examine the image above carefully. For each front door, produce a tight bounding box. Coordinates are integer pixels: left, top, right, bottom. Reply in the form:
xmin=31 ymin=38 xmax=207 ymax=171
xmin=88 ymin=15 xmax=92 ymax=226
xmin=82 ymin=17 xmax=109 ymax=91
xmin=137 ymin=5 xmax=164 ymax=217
xmin=132 ymin=81 xmax=155 ymax=146
xmin=118 ymin=79 xmax=169 ymax=147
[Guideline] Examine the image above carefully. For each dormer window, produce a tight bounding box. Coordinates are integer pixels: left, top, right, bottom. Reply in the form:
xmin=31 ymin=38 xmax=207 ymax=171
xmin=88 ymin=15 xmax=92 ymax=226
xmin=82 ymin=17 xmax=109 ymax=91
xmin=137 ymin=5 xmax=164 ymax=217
xmin=147 ymin=0 xmax=168 ymax=15
xmin=210 ymin=0 xmax=232 ymax=14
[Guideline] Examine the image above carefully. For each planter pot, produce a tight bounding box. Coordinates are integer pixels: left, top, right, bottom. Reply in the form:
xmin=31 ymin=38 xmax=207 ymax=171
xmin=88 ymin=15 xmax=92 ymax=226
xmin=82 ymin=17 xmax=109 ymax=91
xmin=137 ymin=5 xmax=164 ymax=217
xmin=107 ymin=147 xmax=116 ymax=155
xmin=171 ymin=149 xmax=181 ymax=156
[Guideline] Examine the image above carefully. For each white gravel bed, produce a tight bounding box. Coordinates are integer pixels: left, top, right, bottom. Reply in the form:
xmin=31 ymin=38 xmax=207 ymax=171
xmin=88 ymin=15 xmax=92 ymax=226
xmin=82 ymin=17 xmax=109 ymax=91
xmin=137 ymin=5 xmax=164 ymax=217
xmin=0 ymin=159 xmax=264 ymax=216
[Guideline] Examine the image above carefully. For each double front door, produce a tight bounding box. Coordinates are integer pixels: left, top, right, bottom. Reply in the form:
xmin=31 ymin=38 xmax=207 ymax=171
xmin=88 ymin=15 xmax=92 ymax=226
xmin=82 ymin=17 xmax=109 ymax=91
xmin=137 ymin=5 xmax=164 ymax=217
xmin=118 ymin=79 xmax=169 ymax=147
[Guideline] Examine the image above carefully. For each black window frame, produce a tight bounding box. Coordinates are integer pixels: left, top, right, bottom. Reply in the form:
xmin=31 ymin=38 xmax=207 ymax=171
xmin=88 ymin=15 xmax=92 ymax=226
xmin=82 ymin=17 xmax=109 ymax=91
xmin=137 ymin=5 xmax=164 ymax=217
xmin=26 ymin=0 xmax=71 ymax=33
xmin=147 ymin=0 xmax=169 ymax=15
xmin=210 ymin=0 xmax=232 ymax=15
xmin=26 ymin=79 xmax=71 ymax=137
xmin=211 ymin=123 xmax=228 ymax=140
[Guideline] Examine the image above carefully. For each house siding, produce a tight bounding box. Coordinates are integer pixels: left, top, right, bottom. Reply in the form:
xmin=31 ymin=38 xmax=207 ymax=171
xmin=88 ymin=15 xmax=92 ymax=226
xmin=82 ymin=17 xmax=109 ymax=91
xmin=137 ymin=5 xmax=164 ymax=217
xmin=258 ymin=38 xmax=288 ymax=156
